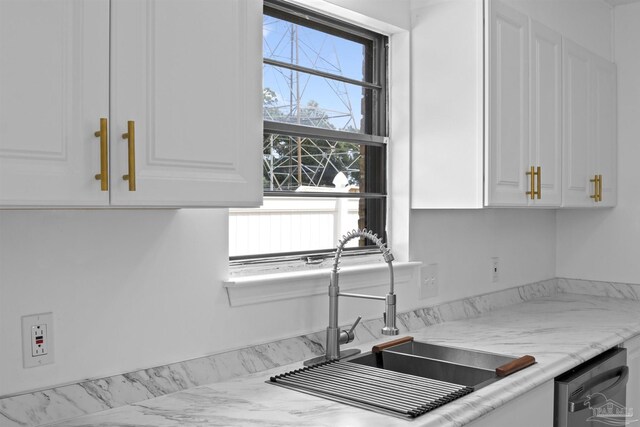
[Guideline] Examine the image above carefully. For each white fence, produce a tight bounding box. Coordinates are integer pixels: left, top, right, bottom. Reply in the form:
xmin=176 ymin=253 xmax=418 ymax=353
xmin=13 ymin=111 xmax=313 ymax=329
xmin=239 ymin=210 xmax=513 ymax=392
xmin=229 ymin=196 xmax=360 ymax=257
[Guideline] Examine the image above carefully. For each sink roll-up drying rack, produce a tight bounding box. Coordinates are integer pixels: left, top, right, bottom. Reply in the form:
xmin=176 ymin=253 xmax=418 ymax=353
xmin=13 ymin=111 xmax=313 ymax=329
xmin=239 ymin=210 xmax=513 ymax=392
xmin=269 ymin=359 xmax=474 ymax=419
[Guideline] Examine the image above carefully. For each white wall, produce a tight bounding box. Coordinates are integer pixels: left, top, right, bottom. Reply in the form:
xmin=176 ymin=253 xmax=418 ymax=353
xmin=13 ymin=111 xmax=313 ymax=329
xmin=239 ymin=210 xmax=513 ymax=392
xmin=324 ymin=0 xmax=411 ymax=29
xmin=0 ymin=210 xmax=449 ymax=396
xmin=1 ymin=210 xmax=422 ymax=395
xmin=1 ymin=210 xmax=230 ymax=395
xmin=410 ymin=209 xmax=557 ymax=303
xmin=556 ymin=2 xmax=640 ymax=283
xmin=292 ymin=0 xmax=411 ymax=32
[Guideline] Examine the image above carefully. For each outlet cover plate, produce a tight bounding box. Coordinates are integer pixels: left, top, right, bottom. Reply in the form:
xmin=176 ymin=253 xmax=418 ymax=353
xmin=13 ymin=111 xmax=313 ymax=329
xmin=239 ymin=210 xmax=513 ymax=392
xmin=22 ymin=312 xmax=54 ymax=368
xmin=491 ymin=257 xmax=500 ymax=283
xmin=420 ymin=263 xmax=439 ymax=299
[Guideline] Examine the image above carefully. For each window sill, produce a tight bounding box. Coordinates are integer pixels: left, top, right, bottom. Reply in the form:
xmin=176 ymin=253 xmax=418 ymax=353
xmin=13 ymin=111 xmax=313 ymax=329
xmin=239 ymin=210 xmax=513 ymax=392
xmin=223 ymin=261 xmax=422 ymax=306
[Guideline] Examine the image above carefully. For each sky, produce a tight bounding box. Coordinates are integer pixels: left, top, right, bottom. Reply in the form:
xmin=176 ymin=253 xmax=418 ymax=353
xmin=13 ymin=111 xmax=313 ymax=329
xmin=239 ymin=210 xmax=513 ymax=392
xmin=263 ymin=14 xmax=367 ymax=132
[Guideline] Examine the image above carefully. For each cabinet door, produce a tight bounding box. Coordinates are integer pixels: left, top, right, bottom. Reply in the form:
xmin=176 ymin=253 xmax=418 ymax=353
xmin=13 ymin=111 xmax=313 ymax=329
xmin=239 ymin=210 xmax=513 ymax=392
xmin=562 ymin=39 xmax=594 ymax=207
xmin=0 ymin=0 xmax=109 ymax=206
xmin=562 ymin=40 xmax=617 ymax=208
xmin=468 ymin=380 xmax=553 ymax=427
xmin=110 ymin=0 xmax=263 ymax=207
xmin=591 ymin=55 xmax=617 ymax=207
xmin=530 ymin=20 xmax=562 ymax=207
xmin=625 ymin=336 xmax=640 ymax=421
xmin=486 ymin=0 xmax=529 ymax=206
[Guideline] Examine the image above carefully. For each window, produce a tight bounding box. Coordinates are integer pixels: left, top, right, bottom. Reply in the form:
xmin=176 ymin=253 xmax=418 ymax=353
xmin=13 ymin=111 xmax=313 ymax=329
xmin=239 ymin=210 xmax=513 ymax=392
xmin=229 ymin=0 xmax=388 ymax=262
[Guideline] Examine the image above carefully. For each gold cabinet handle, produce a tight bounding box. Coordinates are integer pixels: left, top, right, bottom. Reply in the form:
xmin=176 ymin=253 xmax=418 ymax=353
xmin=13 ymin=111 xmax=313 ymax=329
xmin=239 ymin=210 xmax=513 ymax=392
xmin=526 ymin=166 xmax=535 ymax=200
xmin=94 ymin=118 xmax=108 ymax=191
xmin=598 ymin=174 xmax=603 ymax=202
xmin=526 ymin=166 xmax=540 ymax=200
xmin=590 ymin=174 xmax=600 ymax=202
xmin=536 ymin=166 xmax=541 ymax=199
xmin=121 ymin=120 xmax=136 ymax=191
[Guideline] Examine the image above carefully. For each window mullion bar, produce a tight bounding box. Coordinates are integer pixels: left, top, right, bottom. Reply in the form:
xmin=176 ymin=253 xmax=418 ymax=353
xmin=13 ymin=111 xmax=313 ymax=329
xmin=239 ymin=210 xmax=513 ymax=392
xmin=264 ymin=191 xmax=386 ymax=198
xmin=264 ymin=121 xmax=386 ymax=147
xmin=230 ymin=247 xmax=382 ymax=264
xmin=263 ymin=58 xmax=381 ymax=90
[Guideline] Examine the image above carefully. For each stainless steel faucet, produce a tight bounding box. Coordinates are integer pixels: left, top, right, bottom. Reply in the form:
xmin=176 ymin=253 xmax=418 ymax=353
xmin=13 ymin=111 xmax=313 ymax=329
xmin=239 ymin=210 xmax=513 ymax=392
xmin=304 ymin=229 xmax=399 ymax=366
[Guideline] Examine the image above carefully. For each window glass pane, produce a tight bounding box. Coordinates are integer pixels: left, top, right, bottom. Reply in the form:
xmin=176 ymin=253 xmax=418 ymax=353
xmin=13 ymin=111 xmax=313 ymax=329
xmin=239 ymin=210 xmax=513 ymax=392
xmin=229 ymin=197 xmax=384 ymax=257
xmin=264 ymin=64 xmax=369 ymax=133
xmin=263 ymin=14 xmax=368 ymax=82
xmin=263 ymin=134 xmax=383 ymax=192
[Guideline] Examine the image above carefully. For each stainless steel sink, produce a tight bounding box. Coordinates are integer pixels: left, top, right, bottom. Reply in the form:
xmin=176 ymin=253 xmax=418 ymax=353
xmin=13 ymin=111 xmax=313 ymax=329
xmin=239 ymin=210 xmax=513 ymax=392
xmin=346 ymin=341 xmax=514 ymax=391
xmin=383 ymin=341 xmax=517 ymax=371
xmin=346 ymin=351 xmax=497 ymax=389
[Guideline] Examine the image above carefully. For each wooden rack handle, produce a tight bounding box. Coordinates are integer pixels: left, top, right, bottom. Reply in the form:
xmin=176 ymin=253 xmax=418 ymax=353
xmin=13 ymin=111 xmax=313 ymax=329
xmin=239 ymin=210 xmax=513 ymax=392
xmin=372 ymin=336 xmax=414 ymax=353
xmin=496 ymin=355 xmax=536 ymax=377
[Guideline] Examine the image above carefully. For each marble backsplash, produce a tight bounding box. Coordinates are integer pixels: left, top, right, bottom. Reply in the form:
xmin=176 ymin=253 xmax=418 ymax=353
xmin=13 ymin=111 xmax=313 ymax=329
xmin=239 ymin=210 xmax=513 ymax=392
xmin=1 ymin=276 xmax=630 ymax=427
xmin=557 ymin=277 xmax=640 ymax=301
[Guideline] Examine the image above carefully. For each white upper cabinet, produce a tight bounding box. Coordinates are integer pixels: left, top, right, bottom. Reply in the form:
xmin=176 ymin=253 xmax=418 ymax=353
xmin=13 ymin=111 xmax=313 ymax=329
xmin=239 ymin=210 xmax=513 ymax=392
xmin=411 ymin=0 xmax=615 ymax=209
xmin=486 ymin=1 xmax=529 ymax=206
xmin=109 ymin=0 xmax=262 ymax=207
xmin=486 ymin=3 xmax=562 ymax=207
xmin=562 ymin=40 xmax=592 ymax=207
xmin=0 ymin=0 xmax=110 ymax=206
xmin=562 ymin=39 xmax=617 ymax=207
xmin=529 ymin=21 xmax=562 ymax=207
xmin=591 ymin=55 xmax=617 ymax=207
xmin=0 ymin=0 xmax=263 ymax=208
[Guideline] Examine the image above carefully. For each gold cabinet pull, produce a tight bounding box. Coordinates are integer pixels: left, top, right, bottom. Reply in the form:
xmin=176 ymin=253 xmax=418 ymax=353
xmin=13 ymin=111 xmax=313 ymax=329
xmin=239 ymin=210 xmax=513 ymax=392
xmin=526 ymin=166 xmax=540 ymax=200
xmin=525 ymin=166 xmax=536 ymax=200
xmin=121 ymin=120 xmax=136 ymax=191
xmin=598 ymin=174 xmax=603 ymax=202
xmin=536 ymin=166 xmax=541 ymax=199
xmin=94 ymin=118 xmax=108 ymax=191
xmin=590 ymin=174 xmax=600 ymax=202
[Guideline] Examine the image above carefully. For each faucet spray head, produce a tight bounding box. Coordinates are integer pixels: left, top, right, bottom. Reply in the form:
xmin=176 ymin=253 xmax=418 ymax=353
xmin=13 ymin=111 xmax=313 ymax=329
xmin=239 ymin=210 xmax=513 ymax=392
xmin=381 ymin=293 xmax=399 ymax=336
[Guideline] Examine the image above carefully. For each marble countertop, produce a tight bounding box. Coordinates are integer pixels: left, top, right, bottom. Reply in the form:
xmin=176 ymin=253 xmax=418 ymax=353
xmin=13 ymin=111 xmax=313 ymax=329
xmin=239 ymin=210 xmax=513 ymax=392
xmin=47 ymin=293 xmax=640 ymax=427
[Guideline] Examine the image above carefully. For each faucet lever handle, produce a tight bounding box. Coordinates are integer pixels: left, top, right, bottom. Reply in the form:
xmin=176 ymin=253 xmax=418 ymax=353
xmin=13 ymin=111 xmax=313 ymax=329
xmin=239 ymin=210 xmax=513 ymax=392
xmin=339 ymin=316 xmax=361 ymax=345
xmin=341 ymin=316 xmax=361 ymax=343
xmin=347 ymin=316 xmax=362 ymax=336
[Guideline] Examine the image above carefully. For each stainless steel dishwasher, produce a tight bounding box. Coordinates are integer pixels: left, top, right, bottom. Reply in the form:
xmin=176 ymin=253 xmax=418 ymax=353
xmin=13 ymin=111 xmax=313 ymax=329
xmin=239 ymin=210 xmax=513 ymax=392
xmin=554 ymin=347 xmax=629 ymax=427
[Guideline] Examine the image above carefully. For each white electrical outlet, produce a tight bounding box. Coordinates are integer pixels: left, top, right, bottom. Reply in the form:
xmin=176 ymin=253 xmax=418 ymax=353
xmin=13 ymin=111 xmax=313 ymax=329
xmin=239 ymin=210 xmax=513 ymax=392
xmin=31 ymin=324 xmax=48 ymax=356
xmin=491 ymin=257 xmax=500 ymax=283
xmin=420 ymin=263 xmax=439 ymax=298
xmin=22 ymin=313 xmax=54 ymax=368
